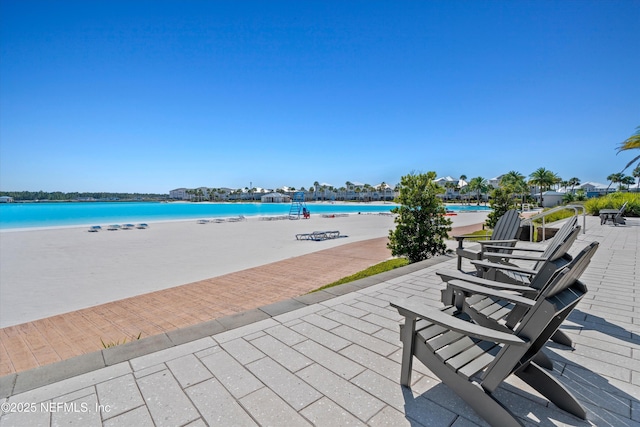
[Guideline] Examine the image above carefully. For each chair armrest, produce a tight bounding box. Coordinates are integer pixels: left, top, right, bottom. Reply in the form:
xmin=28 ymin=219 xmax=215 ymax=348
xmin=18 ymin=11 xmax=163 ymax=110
xmin=484 ymin=253 xmax=549 ymax=262
xmin=436 ymin=270 xmax=537 ymax=294
xmin=481 ymin=245 xmax=544 ymax=253
xmin=390 ymin=299 xmax=527 ymax=346
xmin=447 ymin=280 xmax=536 ymax=305
xmin=479 ymin=239 xmax=519 ymax=245
xmin=471 ymin=260 xmax=538 ymax=276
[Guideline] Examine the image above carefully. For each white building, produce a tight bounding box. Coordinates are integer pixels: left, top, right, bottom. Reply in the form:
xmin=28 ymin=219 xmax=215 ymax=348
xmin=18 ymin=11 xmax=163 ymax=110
xmin=0 ymin=196 xmax=14 ymax=203
xmin=261 ymin=192 xmax=291 ymax=203
xmin=169 ymin=188 xmax=191 ymax=200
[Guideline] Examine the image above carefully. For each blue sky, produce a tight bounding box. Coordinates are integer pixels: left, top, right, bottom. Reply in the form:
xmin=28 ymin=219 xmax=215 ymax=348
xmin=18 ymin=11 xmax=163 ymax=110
xmin=1 ymin=0 xmax=639 ymax=194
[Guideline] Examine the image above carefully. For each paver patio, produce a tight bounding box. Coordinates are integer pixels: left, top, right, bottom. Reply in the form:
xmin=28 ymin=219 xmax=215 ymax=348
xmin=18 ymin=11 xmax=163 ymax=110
xmin=0 ymin=216 xmax=638 ymax=426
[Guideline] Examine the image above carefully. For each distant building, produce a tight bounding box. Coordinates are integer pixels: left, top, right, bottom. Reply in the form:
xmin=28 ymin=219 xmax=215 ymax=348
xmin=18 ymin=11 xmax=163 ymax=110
xmin=261 ymin=192 xmax=291 ymax=203
xmin=169 ymin=188 xmax=191 ymax=200
xmin=0 ymin=196 xmax=14 ymax=203
xmin=577 ymin=182 xmax=612 ymax=197
xmin=541 ymin=191 xmax=565 ymax=208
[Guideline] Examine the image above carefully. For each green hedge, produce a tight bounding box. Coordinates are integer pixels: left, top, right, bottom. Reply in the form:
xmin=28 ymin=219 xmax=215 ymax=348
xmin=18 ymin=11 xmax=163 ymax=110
xmin=583 ymin=192 xmax=640 ymax=216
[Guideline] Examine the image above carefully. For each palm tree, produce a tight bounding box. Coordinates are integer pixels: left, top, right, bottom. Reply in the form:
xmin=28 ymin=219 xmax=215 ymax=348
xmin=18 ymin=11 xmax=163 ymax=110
xmin=528 ymin=167 xmax=557 ymax=205
xmin=633 ymin=165 xmax=640 ymax=191
xmin=568 ymin=177 xmax=581 ymax=193
xmin=467 ymin=177 xmax=489 ymax=205
xmin=313 ymin=181 xmax=320 ymax=201
xmin=621 ymin=175 xmax=635 ymax=190
xmin=606 ymin=172 xmax=624 ymax=191
xmin=617 ymin=126 xmax=640 ymax=171
xmin=500 ymin=170 xmax=527 ymax=208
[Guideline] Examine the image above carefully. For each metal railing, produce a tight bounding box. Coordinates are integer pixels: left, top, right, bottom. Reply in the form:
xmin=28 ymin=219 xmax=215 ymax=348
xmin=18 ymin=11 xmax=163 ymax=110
xmin=520 ymin=205 xmax=586 ymax=241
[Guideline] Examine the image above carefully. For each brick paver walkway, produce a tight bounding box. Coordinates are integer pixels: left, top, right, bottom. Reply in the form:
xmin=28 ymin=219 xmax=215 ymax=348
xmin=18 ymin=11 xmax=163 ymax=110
xmin=0 ymin=237 xmax=394 ymax=376
xmin=0 ymin=223 xmax=486 ymax=377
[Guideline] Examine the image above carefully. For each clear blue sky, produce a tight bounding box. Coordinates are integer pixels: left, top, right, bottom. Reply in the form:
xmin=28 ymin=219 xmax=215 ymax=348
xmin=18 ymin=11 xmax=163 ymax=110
xmin=1 ymin=0 xmax=639 ymax=194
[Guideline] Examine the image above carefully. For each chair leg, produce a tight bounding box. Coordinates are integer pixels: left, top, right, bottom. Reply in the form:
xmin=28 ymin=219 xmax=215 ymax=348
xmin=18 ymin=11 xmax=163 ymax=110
xmin=414 ymin=342 xmax=523 ymax=427
xmin=551 ymin=330 xmax=573 ymax=347
xmin=515 ymin=362 xmax=587 ymax=420
xmin=532 ymin=351 xmax=553 ymax=370
xmin=399 ymin=317 xmax=417 ymax=387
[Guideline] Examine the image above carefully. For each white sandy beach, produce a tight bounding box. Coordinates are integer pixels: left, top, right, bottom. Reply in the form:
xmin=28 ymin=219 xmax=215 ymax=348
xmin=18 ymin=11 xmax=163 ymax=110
xmin=0 ymin=211 xmax=488 ymax=327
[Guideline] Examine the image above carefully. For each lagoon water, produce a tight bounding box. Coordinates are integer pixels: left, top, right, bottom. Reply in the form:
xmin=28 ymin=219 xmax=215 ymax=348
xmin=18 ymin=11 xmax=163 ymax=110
xmin=0 ymin=202 xmax=490 ymax=230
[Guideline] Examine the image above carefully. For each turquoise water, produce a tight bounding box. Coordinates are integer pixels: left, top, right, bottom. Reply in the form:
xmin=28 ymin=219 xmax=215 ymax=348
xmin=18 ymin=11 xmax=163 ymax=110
xmin=0 ymin=202 xmax=490 ymax=230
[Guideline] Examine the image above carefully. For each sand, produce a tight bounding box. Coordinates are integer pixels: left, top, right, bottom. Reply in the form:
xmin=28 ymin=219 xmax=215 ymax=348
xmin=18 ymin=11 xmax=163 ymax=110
xmin=0 ymin=211 xmax=488 ymax=327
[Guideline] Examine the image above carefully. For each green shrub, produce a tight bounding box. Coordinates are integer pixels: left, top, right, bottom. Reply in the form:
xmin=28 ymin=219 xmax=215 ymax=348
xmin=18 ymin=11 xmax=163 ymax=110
xmin=583 ymin=192 xmax=640 ymax=216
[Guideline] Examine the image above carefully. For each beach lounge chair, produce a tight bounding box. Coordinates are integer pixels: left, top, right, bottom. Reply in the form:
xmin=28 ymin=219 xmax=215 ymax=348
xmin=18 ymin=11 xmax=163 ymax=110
xmin=121 ymin=223 xmax=135 ymax=230
xmin=107 ymin=224 xmax=121 ymax=231
xmin=88 ymin=225 xmax=102 ymax=232
xmin=295 ymin=231 xmax=340 ymax=241
xmin=454 ymin=209 xmax=522 ymax=270
xmin=391 ymin=265 xmax=589 ymax=427
xmin=136 ymin=223 xmax=149 ymax=229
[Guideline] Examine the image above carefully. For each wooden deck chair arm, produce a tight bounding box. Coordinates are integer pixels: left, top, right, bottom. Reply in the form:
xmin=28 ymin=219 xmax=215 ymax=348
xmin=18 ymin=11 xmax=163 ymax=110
xmin=454 ymin=234 xmax=488 ymax=241
xmin=447 ymin=280 xmax=537 ymax=305
xmin=471 ymin=260 xmax=538 ymax=276
xmin=390 ymin=299 xmax=527 ymax=346
xmin=481 ymin=245 xmax=544 ymax=253
xmin=479 ymin=239 xmax=519 ymax=245
xmin=484 ymin=253 xmax=550 ymax=262
xmin=436 ymin=270 xmax=536 ymax=293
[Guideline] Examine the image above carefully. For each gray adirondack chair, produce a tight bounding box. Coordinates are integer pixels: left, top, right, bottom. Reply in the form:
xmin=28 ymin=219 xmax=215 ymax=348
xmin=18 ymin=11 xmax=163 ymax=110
xmin=439 ymin=218 xmax=580 ymax=305
xmin=454 ymin=209 xmax=522 ymax=270
xmin=445 ymin=241 xmax=598 ymax=351
xmin=391 ymin=266 xmax=589 ymax=427
xmin=480 ymin=215 xmax=578 ymax=262
xmin=613 ymin=201 xmax=627 ymax=226
xmin=470 ymin=219 xmax=581 ymax=288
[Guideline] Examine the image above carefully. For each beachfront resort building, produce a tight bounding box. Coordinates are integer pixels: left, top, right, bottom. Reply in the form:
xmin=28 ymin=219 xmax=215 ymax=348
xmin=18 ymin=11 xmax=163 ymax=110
xmin=0 ymin=196 xmax=14 ymax=203
xmin=260 ymin=192 xmax=291 ymax=203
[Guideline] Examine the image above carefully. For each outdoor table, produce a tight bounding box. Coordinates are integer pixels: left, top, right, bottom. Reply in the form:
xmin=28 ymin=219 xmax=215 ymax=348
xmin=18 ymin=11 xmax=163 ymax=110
xmin=599 ymin=209 xmax=619 ymax=225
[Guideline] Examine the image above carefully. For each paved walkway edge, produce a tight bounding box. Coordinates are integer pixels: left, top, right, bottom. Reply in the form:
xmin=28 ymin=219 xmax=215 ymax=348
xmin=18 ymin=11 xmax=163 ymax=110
xmin=0 ymin=254 xmax=454 ymax=399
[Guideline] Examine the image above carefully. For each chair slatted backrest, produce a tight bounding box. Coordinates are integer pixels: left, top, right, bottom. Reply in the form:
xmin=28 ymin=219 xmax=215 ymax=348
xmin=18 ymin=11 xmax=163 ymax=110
xmin=541 ymin=216 xmax=578 ymax=263
xmin=480 ymin=242 xmax=598 ymax=391
xmin=517 ymin=225 xmax=582 ymax=289
xmin=486 ymin=210 xmax=522 ymax=255
xmin=492 ymin=210 xmax=522 ymax=241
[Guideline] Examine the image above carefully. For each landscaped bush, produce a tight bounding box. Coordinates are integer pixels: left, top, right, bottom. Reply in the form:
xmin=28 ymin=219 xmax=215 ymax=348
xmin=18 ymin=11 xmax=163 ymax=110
xmin=583 ymin=192 xmax=640 ymax=216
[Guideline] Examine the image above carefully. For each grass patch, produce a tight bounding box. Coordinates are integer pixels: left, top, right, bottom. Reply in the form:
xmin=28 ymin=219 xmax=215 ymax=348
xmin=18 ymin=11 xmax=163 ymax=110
xmin=311 ymin=258 xmax=409 ymax=292
xmin=100 ymin=332 xmax=142 ymax=348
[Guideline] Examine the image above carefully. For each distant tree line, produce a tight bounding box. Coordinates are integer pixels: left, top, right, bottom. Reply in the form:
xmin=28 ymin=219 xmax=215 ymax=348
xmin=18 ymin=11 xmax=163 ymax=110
xmin=0 ymin=191 xmax=169 ymax=201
